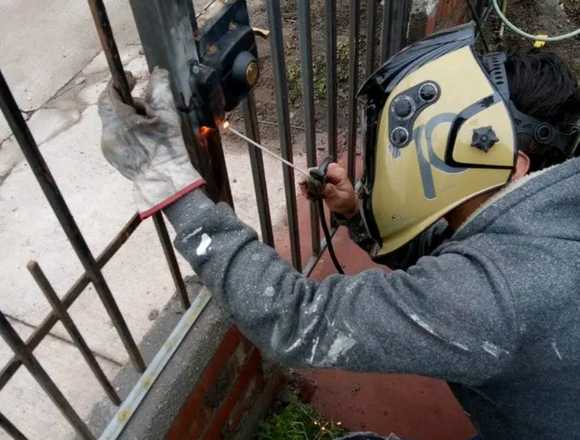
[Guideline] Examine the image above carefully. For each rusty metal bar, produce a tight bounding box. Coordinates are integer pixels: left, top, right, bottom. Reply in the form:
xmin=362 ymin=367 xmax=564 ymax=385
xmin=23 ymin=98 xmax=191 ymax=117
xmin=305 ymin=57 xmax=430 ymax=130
xmin=366 ymin=0 xmax=378 ymax=75
xmin=388 ymin=0 xmax=407 ymax=57
xmin=87 ymin=0 xmax=134 ymax=106
xmin=325 ymin=0 xmax=338 ymax=161
xmin=0 ymin=413 xmax=28 ymax=440
xmin=27 ymin=261 xmax=122 ymax=405
xmin=0 ymin=311 xmax=95 ymax=440
xmin=266 ymin=0 xmax=302 ymax=270
xmin=0 ymin=214 xmax=141 ymax=392
xmin=297 ymin=0 xmax=321 ymax=256
xmin=242 ymin=93 xmax=275 ymax=247
xmin=347 ymin=0 xmax=361 ymax=182
xmin=152 ymin=214 xmax=190 ymax=309
xmin=0 ymin=71 xmax=146 ymax=373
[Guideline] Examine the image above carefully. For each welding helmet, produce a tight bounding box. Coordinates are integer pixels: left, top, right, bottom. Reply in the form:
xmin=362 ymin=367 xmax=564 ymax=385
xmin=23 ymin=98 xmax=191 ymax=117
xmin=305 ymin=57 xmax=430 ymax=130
xmin=357 ymin=22 xmax=578 ymax=258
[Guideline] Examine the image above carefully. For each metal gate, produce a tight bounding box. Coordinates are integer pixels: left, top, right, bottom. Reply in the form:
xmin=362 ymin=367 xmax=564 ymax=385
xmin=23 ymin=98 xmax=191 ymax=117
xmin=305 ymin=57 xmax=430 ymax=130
xmin=0 ymin=1 xmax=416 ymax=438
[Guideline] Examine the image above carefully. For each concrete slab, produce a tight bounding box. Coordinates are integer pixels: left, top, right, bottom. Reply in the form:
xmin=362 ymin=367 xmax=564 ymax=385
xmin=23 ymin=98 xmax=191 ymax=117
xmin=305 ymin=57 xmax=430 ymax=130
xmin=0 ymin=0 xmax=140 ymax=113
xmin=0 ymin=318 xmax=120 ymax=440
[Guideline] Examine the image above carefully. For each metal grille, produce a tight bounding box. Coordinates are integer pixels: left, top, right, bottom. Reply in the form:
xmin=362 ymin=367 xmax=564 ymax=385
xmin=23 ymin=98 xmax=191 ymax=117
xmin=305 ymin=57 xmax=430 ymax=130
xmin=0 ymin=1 xmax=414 ymax=438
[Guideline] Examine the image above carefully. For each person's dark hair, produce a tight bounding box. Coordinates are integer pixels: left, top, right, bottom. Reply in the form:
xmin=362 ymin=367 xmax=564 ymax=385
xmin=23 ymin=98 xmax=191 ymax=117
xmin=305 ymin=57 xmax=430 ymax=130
xmin=505 ymin=51 xmax=580 ymax=171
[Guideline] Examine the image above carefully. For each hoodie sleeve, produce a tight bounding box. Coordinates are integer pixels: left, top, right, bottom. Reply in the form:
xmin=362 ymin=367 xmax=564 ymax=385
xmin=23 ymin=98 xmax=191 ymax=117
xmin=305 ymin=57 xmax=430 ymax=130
xmin=165 ymin=191 xmax=518 ymax=386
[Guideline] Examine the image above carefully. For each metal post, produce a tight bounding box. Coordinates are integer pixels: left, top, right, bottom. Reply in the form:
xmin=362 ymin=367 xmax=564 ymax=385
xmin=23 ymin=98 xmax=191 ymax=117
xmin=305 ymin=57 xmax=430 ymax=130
xmin=265 ymin=0 xmax=302 ymax=270
xmin=28 ymin=261 xmax=122 ymax=405
xmin=129 ymin=0 xmax=233 ymax=205
xmin=152 ymin=214 xmax=190 ymax=309
xmin=388 ymin=0 xmax=406 ymax=58
xmin=297 ymin=0 xmax=321 ymax=255
xmin=366 ymin=0 xmax=378 ymax=76
xmin=325 ymin=0 xmax=338 ymax=161
xmin=0 ymin=413 xmax=28 ymax=440
xmin=347 ymin=0 xmax=361 ymax=182
xmin=0 ymin=215 xmax=141 ymax=392
xmin=0 ymin=311 xmax=95 ymax=440
xmin=242 ymin=93 xmax=275 ymax=247
xmin=0 ymin=72 xmax=146 ymax=373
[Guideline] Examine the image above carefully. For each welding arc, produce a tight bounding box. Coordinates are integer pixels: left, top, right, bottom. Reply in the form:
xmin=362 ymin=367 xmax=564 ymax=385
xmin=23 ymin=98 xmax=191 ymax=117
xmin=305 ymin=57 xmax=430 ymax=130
xmin=225 ymin=125 xmax=311 ymax=178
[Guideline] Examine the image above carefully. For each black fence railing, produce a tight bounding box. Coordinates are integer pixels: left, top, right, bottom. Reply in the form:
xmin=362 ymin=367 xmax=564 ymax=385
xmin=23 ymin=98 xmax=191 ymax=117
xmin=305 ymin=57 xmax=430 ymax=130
xmin=0 ymin=1 xmax=413 ymax=438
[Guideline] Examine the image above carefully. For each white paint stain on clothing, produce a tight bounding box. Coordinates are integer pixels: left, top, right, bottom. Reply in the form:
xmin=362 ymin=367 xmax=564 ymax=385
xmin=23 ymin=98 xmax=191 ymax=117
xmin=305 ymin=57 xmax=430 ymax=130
xmin=482 ymin=341 xmax=508 ymax=358
xmin=309 ymin=336 xmax=320 ymax=364
xmin=182 ymin=227 xmax=202 ymax=242
xmin=326 ymin=334 xmax=356 ymax=365
xmin=196 ymin=233 xmax=212 ymax=256
xmin=552 ymin=341 xmax=563 ymax=360
xmin=409 ymin=313 xmax=436 ymax=336
xmin=264 ymin=286 xmax=275 ymax=298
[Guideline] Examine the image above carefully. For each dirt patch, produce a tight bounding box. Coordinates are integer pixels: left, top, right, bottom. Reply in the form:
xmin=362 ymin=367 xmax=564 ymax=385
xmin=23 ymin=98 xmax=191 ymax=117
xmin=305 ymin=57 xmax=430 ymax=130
xmin=487 ymin=0 xmax=580 ymax=76
xmin=228 ymin=0 xmax=378 ymax=154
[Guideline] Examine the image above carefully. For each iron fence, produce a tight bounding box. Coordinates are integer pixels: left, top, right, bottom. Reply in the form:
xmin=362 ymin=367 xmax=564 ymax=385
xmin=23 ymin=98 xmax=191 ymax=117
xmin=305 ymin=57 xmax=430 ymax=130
xmin=0 ymin=0 xmax=413 ymax=438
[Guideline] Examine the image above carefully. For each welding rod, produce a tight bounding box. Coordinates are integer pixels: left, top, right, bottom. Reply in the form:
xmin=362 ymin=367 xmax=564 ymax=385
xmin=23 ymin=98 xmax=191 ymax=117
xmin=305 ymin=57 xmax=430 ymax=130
xmin=224 ymin=123 xmax=311 ymax=178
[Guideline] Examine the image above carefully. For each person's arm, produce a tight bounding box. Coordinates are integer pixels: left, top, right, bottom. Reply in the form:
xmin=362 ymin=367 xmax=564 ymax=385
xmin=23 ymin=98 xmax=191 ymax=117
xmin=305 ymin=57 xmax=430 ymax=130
xmin=165 ymin=190 xmax=518 ymax=386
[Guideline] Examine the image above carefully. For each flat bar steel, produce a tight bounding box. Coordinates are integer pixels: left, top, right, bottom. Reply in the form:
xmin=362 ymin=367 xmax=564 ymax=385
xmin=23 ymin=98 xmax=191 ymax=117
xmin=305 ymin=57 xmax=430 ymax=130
xmin=0 ymin=71 xmax=146 ymax=373
xmin=87 ymin=0 xmax=134 ymax=106
xmin=152 ymin=214 xmax=190 ymax=309
xmin=0 ymin=311 xmax=95 ymax=440
xmin=325 ymin=0 xmax=338 ymax=160
xmin=0 ymin=413 xmax=28 ymax=440
xmin=242 ymin=93 xmax=275 ymax=246
xmin=365 ymin=0 xmax=378 ymax=75
xmin=100 ymin=288 xmax=212 ymax=440
xmin=0 ymin=214 xmax=141 ymax=392
xmin=380 ymin=0 xmax=393 ymax=63
xmin=297 ymin=0 xmax=321 ymax=255
xmin=346 ymin=0 xmax=361 ymax=182
xmin=28 ymin=261 xmax=122 ymax=405
xmin=266 ymin=0 xmax=302 ymax=270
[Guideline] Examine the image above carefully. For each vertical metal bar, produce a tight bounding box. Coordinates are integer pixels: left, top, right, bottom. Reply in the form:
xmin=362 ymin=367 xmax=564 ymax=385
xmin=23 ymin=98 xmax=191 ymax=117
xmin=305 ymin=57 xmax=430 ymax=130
xmin=325 ymin=0 xmax=338 ymax=161
xmin=0 ymin=311 xmax=95 ymax=440
xmin=0 ymin=71 xmax=146 ymax=373
xmin=0 ymin=215 xmax=141 ymax=392
xmin=152 ymin=214 xmax=190 ymax=309
xmin=388 ymin=0 xmax=405 ymax=57
xmin=87 ymin=0 xmax=134 ymax=106
xmin=265 ymin=0 xmax=302 ymax=270
xmin=0 ymin=413 xmax=28 ymax=440
xmin=380 ymin=0 xmax=393 ymax=63
xmin=347 ymin=0 xmax=361 ymax=182
xmin=297 ymin=0 xmax=321 ymax=256
xmin=27 ymin=261 xmax=122 ymax=405
xmin=402 ymin=0 xmax=412 ymax=46
xmin=365 ymin=0 xmax=378 ymax=76
xmin=242 ymin=93 xmax=275 ymax=247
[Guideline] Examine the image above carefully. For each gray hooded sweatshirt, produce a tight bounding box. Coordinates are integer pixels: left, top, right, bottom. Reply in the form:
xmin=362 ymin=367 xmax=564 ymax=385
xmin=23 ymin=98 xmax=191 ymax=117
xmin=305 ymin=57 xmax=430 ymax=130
xmin=164 ymin=156 xmax=580 ymax=439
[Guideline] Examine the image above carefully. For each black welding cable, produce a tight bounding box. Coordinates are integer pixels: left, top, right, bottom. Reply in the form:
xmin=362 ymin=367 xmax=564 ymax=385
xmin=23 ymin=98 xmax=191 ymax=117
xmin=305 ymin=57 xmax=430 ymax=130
xmin=317 ymin=199 xmax=345 ymax=274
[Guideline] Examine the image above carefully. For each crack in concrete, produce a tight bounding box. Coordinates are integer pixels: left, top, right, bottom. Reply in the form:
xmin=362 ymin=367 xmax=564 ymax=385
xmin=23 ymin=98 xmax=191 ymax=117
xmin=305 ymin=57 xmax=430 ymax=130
xmin=5 ymin=313 xmax=124 ymax=368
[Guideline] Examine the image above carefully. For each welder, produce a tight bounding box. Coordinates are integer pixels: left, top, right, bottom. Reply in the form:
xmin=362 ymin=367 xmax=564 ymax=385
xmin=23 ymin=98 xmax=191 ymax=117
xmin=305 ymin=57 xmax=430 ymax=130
xmin=98 ymin=24 xmax=580 ymax=439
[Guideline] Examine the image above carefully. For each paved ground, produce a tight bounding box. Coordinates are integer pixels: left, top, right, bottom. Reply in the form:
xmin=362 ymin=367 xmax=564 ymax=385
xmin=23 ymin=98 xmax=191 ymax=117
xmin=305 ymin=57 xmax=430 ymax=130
xmin=0 ymin=1 xmax=300 ymax=438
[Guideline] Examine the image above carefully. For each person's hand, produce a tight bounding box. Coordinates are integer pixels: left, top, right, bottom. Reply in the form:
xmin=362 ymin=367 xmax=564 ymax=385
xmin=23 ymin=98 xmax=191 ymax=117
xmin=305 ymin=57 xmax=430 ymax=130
xmin=98 ymin=67 xmax=205 ymax=219
xmin=300 ymin=163 xmax=358 ymax=219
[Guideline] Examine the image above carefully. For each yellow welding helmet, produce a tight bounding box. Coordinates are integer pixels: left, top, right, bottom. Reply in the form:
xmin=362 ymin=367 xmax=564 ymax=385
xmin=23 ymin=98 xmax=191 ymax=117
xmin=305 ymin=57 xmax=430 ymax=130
xmin=357 ymin=23 xmax=517 ymax=258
